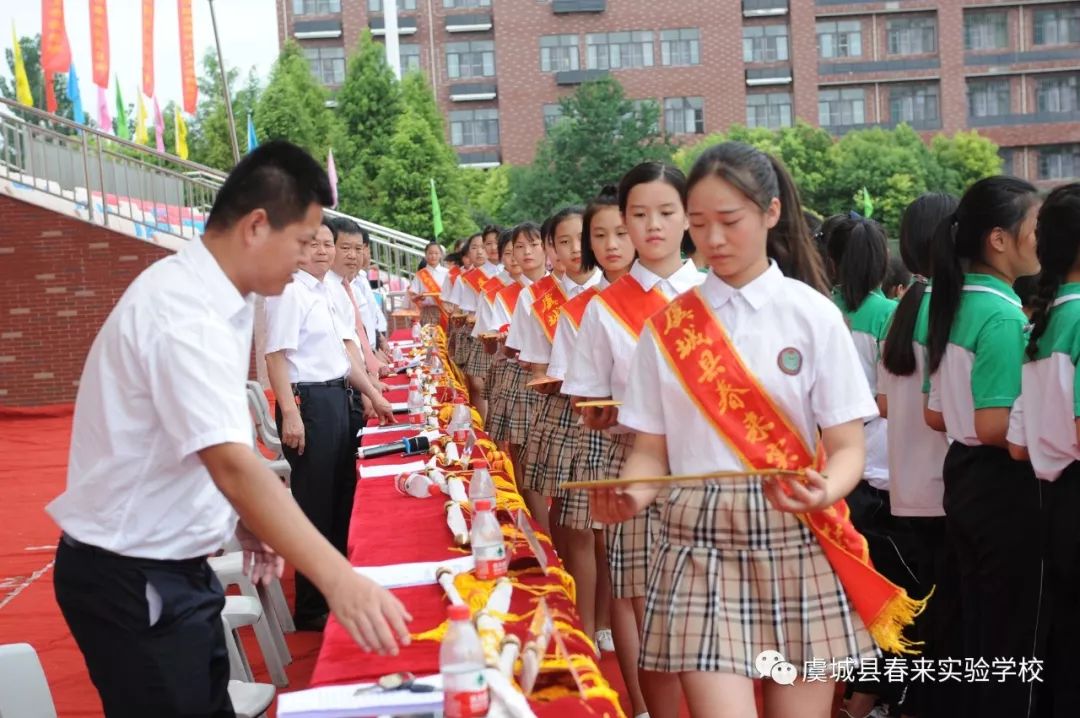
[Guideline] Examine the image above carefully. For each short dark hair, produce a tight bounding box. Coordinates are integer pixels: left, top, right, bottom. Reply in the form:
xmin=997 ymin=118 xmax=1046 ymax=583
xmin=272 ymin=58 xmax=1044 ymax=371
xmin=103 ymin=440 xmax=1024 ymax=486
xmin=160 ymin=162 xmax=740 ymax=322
xmin=330 ymin=216 xmax=371 ymax=245
xmin=445 ymin=251 xmax=463 ymax=265
xmin=545 ymin=206 xmax=584 ymax=246
xmin=482 ymin=224 xmax=501 ymax=239
xmin=426 ymin=241 xmax=442 ymax=252
xmin=496 ymin=227 xmax=514 ymax=257
xmin=321 ymin=215 xmax=338 ymax=243
xmin=206 ymin=140 xmax=332 ymax=232
xmin=581 ymin=185 xmax=620 ymax=272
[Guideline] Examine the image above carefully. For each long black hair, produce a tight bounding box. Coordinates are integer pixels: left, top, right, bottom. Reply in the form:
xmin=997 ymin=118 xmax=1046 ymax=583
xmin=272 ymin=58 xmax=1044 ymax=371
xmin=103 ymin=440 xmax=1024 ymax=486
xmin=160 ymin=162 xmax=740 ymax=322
xmin=581 ymin=185 xmax=620 ymax=272
xmin=686 ymin=142 xmax=829 ymax=294
xmin=1026 ymin=183 xmax=1080 ymax=359
xmin=617 ymin=161 xmax=686 ymax=215
xmin=926 ymin=177 xmax=1038 ymax=373
xmin=826 ymin=216 xmax=889 ymax=310
xmin=881 ymin=193 xmax=958 ymax=376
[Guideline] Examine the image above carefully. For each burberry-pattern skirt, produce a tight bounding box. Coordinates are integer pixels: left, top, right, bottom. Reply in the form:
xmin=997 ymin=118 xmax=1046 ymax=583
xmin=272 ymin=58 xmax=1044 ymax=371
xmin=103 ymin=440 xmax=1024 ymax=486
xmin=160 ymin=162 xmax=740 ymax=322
xmin=600 ymin=433 xmax=654 ymax=599
xmin=465 ymin=337 xmax=493 ymax=379
xmin=523 ymin=393 xmax=577 ymax=498
xmin=639 ymin=480 xmax=879 ymax=676
xmin=450 ymin=325 xmax=470 ymax=368
xmin=481 ymin=352 xmax=507 ymax=403
xmin=556 ymin=423 xmax=610 ymax=531
xmin=487 ymin=361 xmax=535 ymax=445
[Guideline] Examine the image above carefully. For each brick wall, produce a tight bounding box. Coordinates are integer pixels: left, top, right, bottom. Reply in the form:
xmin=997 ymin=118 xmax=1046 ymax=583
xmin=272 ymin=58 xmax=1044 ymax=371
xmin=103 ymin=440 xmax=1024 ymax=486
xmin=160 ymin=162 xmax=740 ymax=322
xmin=0 ymin=195 xmax=171 ymax=406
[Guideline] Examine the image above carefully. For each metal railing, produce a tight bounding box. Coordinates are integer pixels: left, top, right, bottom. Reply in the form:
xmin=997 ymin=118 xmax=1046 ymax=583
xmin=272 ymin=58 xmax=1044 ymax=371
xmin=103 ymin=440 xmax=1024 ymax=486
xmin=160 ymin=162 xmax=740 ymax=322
xmin=0 ymin=96 xmax=426 ymax=281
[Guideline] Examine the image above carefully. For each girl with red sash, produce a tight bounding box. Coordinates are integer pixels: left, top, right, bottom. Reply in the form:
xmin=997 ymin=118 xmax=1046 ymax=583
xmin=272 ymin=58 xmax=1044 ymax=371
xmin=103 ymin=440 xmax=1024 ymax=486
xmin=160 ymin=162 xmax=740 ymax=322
xmin=549 ymin=186 xmax=634 ymax=659
xmin=446 ymin=233 xmax=483 ymax=368
xmin=593 ymin=142 xmax=900 ymax=718
xmin=409 ymin=242 xmax=449 ymax=327
xmin=476 ymin=230 xmax=519 ymax=412
xmin=451 ymin=233 xmax=500 ymax=418
xmin=563 ymin=162 xmax=705 ymax=718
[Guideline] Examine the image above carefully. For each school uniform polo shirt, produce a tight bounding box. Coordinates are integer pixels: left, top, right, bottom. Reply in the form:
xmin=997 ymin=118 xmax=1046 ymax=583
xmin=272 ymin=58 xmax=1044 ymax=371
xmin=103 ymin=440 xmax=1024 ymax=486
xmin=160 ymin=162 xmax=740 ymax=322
xmin=1008 ymin=284 xmax=1080 ymax=480
xmin=548 ymin=275 xmax=611 ymax=382
xmin=927 ymin=274 xmax=1027 ymax=447
xmin=517 ymin=269 xmax=603 ymax=365
xmin=410 ymin=265 xmax=449 ymax=307
xmin=471 ymin=271 xmax=513 ymax=338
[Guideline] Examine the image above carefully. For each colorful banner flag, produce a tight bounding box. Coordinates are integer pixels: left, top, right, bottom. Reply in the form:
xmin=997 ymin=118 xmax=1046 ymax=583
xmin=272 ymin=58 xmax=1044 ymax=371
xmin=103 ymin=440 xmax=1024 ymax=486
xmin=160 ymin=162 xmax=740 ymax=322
xmin=153 ymin=97 xmax=165 ymax=153
xmin=96 ymin=84 xmax=111 ymax=133
xmin=174 ymin=108 xmax=188 ymax=159
xmin=247 ymin=112 xmax=258 ymax=153
xmin=89 ymin=0 xmax=109 ymax=88
xmin=430 ymin=178 xmax=444 ymax=239
xmin=114 ymin=79 xmax=129 ymax=139
xmin=134 ymin=92 xmax=149 ymax=145
xmin=41 ymin=0 xmax=71 ymax=73
xmin=178 ymin=0 xmax=197 ymax=114
xmin=860 ymin=187 xmax=874 ymax=220
xmin=327 ymin=149 xmax=338 ymax=208
xmin=11 ymin=24 xmax=34 ymax=107
xmin=45 ymin=70 xmax=57 ymax=112
xmin=68 ymin=62 xmax=84 ymax=124
xmin=141 ymin=0 xmax=155 ymax=98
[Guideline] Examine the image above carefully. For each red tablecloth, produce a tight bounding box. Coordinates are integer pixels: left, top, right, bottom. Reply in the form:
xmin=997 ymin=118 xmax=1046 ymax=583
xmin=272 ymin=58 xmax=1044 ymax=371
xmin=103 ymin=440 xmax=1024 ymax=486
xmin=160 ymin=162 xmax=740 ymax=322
xmin=309 ymin=333 xmax=624 ymax=717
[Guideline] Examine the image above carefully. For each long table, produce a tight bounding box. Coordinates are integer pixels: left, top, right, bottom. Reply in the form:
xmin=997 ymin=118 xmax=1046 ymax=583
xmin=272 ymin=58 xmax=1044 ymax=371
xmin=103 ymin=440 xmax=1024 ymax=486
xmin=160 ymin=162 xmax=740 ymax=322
xmin=308 ymin=330 xmax=625 ymax=718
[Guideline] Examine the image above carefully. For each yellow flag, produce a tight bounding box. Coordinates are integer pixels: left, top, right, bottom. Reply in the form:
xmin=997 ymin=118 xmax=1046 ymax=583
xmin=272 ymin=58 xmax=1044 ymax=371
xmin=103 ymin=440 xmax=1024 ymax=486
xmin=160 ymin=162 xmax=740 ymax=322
xmin=174 ymin=108 xmax=188 ymax=159
xmin=134 ymin=92 xmax=149 ymax=145
xmin=11 ymin=24 xmax=34 ymax=107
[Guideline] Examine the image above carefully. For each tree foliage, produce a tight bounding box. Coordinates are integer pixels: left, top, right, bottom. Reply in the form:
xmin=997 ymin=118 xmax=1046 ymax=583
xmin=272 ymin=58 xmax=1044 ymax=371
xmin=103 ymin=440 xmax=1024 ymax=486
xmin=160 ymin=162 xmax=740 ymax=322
xmin=255 ymin=42 xmax=341 ymax=164
xmin=187 ymin=48 xmax=262 ymax=171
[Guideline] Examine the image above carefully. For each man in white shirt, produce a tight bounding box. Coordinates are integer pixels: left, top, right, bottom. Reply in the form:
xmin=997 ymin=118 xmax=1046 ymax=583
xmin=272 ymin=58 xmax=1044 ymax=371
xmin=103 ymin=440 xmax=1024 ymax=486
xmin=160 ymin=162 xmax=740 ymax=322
xmin=48 ymin=142 xmax=412 ymax=716
xmin=265 ymin=219 xmax=393 ymax=630
xmin=354 ymin=229 xmax=389 ymax=354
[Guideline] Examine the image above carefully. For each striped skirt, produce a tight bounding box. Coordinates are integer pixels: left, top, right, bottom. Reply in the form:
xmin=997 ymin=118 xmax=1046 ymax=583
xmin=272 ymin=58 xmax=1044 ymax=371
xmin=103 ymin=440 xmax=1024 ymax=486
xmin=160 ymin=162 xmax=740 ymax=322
xmin=523 ymin=393 xmax=578 ymax=498
xmin=639 ymin=480 xmax=878 ymax=676
xmin=556 ymin=423 xmax=610 ymax=531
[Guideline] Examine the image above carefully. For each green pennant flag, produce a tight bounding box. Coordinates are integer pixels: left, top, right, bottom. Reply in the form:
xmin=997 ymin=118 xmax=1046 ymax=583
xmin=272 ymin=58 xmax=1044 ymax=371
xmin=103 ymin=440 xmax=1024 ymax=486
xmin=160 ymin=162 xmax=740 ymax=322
xmin=114 ymin=77 xmax=129 ymax=140
xmin=860 ymin=187 xmax=874 ymax=220
xmin=430 ymin=178 xmax=444 ymax=239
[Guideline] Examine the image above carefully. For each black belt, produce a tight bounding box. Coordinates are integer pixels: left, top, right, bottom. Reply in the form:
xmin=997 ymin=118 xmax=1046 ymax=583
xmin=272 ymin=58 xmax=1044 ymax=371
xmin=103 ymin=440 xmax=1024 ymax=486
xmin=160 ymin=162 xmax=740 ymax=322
xmin=60 ymin=533 xmax=207 ymax=568
xmin=293 ymin=376 xmax=348 ymax=390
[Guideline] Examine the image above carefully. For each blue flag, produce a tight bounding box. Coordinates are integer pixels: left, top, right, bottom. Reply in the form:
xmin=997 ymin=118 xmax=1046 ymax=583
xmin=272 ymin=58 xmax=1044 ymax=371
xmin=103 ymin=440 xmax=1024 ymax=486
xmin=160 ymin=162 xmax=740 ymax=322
xmin=247 ymin=112 xmax=258 ymax=153
xmin=68 ymin=61 xmax=84 ymax=126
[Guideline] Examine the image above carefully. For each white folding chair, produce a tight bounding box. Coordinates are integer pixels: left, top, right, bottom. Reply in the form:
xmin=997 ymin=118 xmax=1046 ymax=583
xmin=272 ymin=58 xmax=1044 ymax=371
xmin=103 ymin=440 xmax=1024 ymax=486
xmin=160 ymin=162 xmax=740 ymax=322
xmin=212 ymin=559 xmax=291 ymax=687
xmin=0 ymin=643 xmax=58 ymax=718
xmin=219 ymin=614 xmax=276 ymax=718
xmin=246 ymin=381 xmax=284 ymax=459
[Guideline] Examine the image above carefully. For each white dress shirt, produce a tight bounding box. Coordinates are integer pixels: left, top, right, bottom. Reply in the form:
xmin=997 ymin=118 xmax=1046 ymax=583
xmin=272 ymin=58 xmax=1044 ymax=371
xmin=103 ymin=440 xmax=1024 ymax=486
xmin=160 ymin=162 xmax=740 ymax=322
xmin=47 ymin=238 xmax=253 ymax=559
xmin=505 ymin=274 xmax=551 ymax=352
xmin=471 ymin=271 xmax=513 ymax=338
xmin=410 ymin=265 xmax=449 ymax=307
xmin=325 ymin=269 xmax=363 ymax=346
xmin=518 ymin=270 xmax=603 ymax=364
xmin=354 ymin=272 xmax=387 ymax=337
xmin=548 ymin=275 xmax=610 ymax=382
xmin=265 ymin=270 xmax=352 ymax=383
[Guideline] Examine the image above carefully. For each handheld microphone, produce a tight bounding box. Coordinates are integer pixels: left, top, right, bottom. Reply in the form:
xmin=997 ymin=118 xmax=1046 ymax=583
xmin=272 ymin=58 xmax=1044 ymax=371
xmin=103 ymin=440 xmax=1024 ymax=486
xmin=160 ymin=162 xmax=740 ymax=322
xmin=358 ymin=434 xmax=430 ymax=460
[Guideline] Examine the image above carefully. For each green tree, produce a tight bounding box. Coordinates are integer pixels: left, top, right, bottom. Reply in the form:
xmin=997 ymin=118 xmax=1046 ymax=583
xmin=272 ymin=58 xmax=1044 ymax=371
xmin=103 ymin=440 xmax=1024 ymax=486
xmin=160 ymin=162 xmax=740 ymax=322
xmin=335 ymin=30 xmax=402 ymax=216
xmin=930 ymin=130 xmax=1002 ymax=197
xmin=371 ymin=108 xmax=475 ymax=241
xmin=504 ymin=76 xmax=672 ymax=220
xmin=1 ymin=34 xmax=73 ymax=129
xmin=401 ymin=70 xmax=446 ymax=141
xmin=186 ymin=49 xmax=262 ymax=170
xmin=460 ymin=164 xmax=511 ymax=231
xmin=255 ymin=42 xmax=341 ymax=164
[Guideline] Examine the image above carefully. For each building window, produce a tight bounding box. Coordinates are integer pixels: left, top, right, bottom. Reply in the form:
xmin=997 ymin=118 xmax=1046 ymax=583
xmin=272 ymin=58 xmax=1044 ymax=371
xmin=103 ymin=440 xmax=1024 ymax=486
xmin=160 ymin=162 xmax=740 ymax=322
xmin=663 ymin=96 xmax=704 ymax=134
xmin=586 ymin=31 xmax=655 ymax=70
xmin=964 ymin=10 xmax=1008 ymax=51
xmin=999 ymin=148 xmax=1015 ymax=176
xmin=400 ymin=43 xmax=422 ymax=73
xmin=368 ymin=0 xmax=416 ymax=11
xmin=887 ymin=16 xmax=937 ymax=55
xmin=543 ymin=104 xmax=564 ymax=132
xmin=1038 ymin=144 xmax=1080 ymax=179
xmin=294 ymin=0 xmax=340 ymax=14
xmin=660 ymin=28 xmax=700 ymax=66
xmin=746 ymin=92 xmax=792 ymax=129
xmin=446 ymin=41 xmax=495 ymax=79
xmin=1033 ymin=8 xmax=1080 ymax=46
xmin=819 ymin=87 xmax=866 ymax=127
xmin=890 ymin=84 xmax=939 ymax=126
xmin=1036 ymin=75 xmax=1080 ymax=113
xmin=743 ymin=25 xmax=789 ymax=64
xmin=968 ymin=78 xmax=1011 ymax=117
xmin=540 ymin=35 xmax=579 ymax=72
xmin=450 ymin=109 xmax=499 ymax=146
xmin=303 ymin=46 xmax=346 ymax=85
xmin=817 ymin=20 xmax=862 ymax=59
xmin=443 ymin=0 xmax=490 ymax=7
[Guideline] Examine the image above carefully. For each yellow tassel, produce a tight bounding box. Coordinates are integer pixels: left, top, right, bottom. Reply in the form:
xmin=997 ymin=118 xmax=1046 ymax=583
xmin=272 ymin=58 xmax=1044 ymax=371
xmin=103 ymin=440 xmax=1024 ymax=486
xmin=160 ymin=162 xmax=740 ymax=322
xmin=512 ymin=565 xmax=577 ymax=604
xmin=868 ymin=586 xmax=933 ymax=655
xmin=411 ymin=619 xmax=449 ymax=642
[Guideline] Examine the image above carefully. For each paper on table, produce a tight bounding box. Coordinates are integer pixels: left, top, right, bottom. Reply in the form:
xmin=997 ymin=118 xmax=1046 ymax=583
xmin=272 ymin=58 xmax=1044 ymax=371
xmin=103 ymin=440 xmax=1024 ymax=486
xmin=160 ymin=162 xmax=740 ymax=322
xmin=354 ymin=555 xmax=476 ymax=589
xmin=388 ymin=340 xmax=421 ymax=350
xmin=277 ymin=674 xmax=443 ymax=718
xmin=390 ymin=402 xmax=410 ymax=413
xmin=358 ymin=460 xmax=426 ymax=480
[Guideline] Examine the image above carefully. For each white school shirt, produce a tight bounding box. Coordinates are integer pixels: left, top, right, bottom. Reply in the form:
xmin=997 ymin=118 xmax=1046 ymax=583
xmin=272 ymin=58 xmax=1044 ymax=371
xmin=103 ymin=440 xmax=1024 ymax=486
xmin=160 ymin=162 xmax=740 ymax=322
xmin=489 ymin=274 xmax=535 ymax=332
xmin=562 ymin=259 xmax=704 ymax=413
xmin=505 ymin=275 xmax=553 ymax=352
xmin=47 ymin=238 xmax=252 ymax=559
xmin=1007 ymin=291 xmax=1080 ymax=480
xmin=440 ymin=271 xmax=458 ymax=304
xmin=356 ymin=272 xmax=388 ymax=334
xmin=620 ymin=264 xmax=878 ymax=473
xmin=549 ymin=275 xmax=611 ymax=382
xmin=410 ymin=265 xmax=449 ymax=307
xmin=265 ymin=269 xmax=353 ymax=383
xmin=518 ymin=270 xmax=603 ymax=364
xmin=455 ymin=262 xmax=499 ymax=314
xmin=325 ymin=269 xmax=363 ymax=345
xmin=471 ymin=271 xmax=512 ymax=338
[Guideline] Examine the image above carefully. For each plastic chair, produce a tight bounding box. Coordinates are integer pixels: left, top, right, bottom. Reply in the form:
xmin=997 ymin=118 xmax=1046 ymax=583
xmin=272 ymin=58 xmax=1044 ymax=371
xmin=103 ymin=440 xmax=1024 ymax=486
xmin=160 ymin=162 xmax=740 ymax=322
xmin=0 ymin=643 xmax=58 ymax=718
xmin=246 ymin=381 xmax=284 ymax=459
xmin=219 ymin=614 xmax=276 ymax=718
xmin=211 ymin=559 xmax=291 ymax=687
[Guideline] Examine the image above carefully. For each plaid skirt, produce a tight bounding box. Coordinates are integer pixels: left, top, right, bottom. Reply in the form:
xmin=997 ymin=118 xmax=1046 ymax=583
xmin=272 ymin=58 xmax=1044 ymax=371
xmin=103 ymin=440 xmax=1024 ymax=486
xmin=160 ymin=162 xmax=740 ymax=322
xmin=487 ymin=361 xmax=535 ymax=445
xmin=639 ymin=479 xmax=879 ymax=676
xmin=556 ymin=424 xmax=610 ymax=530
xmin=599 ymin=433 xmax=654 ymax=599
xmin=465 ymin=337 xmax=493 ymax=379
xmin=484 ymin=358 xmax=513 ymax=440
xmin=451 ymin=325 xmax=470 ymax=368
xmin=523 ymin=394 xmax=578 ymax=498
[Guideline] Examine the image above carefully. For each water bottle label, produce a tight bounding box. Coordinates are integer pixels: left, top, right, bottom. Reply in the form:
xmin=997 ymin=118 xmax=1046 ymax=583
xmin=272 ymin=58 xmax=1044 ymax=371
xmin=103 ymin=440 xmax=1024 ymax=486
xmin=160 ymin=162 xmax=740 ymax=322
xmin=444 ymin=672 xmax=489 ymax=718
xmin=408 ymin=410 xmax=424 ymax=425
xmin=453 ymin=427 xmax=469 ymax=443
xmin=474 ymin=543 xmax=508 ymax=580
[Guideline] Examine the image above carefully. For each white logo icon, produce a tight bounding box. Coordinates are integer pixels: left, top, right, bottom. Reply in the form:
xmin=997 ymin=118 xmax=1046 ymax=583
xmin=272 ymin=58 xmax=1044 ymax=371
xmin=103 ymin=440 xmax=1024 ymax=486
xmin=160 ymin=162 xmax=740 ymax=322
xmin=754 ymin=649 xmax=798 ymax=686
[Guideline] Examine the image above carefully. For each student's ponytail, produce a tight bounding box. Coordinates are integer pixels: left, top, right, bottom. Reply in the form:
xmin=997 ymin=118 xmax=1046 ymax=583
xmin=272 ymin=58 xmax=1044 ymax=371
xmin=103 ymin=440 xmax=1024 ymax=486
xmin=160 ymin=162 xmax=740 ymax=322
xmin=826 ymin=217 xmax=888 ymax=310
xmin=926 ymin=177 xmax=1038 ymax=374
xmin=1026 ymin=183 xmax=1080 ymax=359
xmin=882 ymin=192 xmax=958 ymax=377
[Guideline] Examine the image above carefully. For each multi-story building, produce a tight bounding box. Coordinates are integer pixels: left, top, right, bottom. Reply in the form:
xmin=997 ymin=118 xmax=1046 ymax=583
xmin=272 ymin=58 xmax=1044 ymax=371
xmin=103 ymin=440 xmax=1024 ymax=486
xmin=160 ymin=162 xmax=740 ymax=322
xmin=279 ymin=0 xmax=1080 ymax=183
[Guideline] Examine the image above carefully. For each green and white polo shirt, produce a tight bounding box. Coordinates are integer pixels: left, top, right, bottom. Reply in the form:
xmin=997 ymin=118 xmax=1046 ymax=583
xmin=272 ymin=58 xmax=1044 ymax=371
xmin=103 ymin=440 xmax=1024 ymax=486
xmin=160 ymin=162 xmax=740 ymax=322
xmin=1007 ymin=283 xmax=1080 ymax=480
xmin=834 ymin=288 xmax=897 ymax=485
xmin=927 ymin=273 xmax=1027 ymax=447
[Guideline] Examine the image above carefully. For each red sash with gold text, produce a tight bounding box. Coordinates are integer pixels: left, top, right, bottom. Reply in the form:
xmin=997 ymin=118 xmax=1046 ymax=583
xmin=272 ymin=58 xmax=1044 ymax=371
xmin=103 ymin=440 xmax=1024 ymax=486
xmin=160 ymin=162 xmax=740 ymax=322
xmin=649 ymin=289 xmax=925 ymax=654
xmin=495 ymin=283 xmax=526 ymax=333
xmin=531 ymin=282 xmax=569 ymax=343
xmin=483 ymin=275 xmax=509 ymax=306
xmin=595 ymin=275 xmax=670 ymax=339
xmin=417 ymin=267 xmax=448 ymax=329
xmin=461 ymin=268 xmax=490 ymax=295
xmin=448 ymin=266 xmax=462 ymax=286
xmin=560 ymin=287 xmax=599 ymax=331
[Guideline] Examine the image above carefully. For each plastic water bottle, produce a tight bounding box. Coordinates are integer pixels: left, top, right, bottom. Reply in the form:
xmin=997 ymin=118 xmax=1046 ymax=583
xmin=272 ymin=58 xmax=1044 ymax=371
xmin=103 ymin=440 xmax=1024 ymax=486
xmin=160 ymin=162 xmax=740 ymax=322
xmin=407 ymin=380 xmax=425 ymax=425
xmin=411 ymin=319 xmax=422 ymax=342
xmin=440 ymin=604 xmax=490 ymax=718
xmin=450 ymin=396 xmax=471 ymax=444
xmin=395 ymin=472 xmax=440 ymax=498
xmin=470 ymin=500 xmax=507 ymax=580
xmin=468 ymin=459 xmax=495 ymax=510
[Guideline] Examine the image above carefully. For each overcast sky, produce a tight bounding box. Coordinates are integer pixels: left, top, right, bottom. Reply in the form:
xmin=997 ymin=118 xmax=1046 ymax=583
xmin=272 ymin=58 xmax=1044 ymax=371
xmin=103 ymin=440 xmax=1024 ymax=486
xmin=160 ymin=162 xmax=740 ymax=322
xmin=2 ymin=0 xmax=280 ymax=112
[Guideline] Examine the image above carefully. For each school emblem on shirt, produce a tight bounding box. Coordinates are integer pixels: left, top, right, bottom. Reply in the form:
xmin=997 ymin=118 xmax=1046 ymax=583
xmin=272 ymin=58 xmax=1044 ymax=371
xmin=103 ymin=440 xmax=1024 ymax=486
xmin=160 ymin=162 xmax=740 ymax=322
xmin=777 ymin=347 xmax=802 ymax=376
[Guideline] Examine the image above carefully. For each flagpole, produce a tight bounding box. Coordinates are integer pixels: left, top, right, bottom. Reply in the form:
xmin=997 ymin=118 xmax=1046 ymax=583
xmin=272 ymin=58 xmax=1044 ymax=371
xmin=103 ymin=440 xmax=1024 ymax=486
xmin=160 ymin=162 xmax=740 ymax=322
xmin=208 ymin=0 xmax=241 ymax=165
